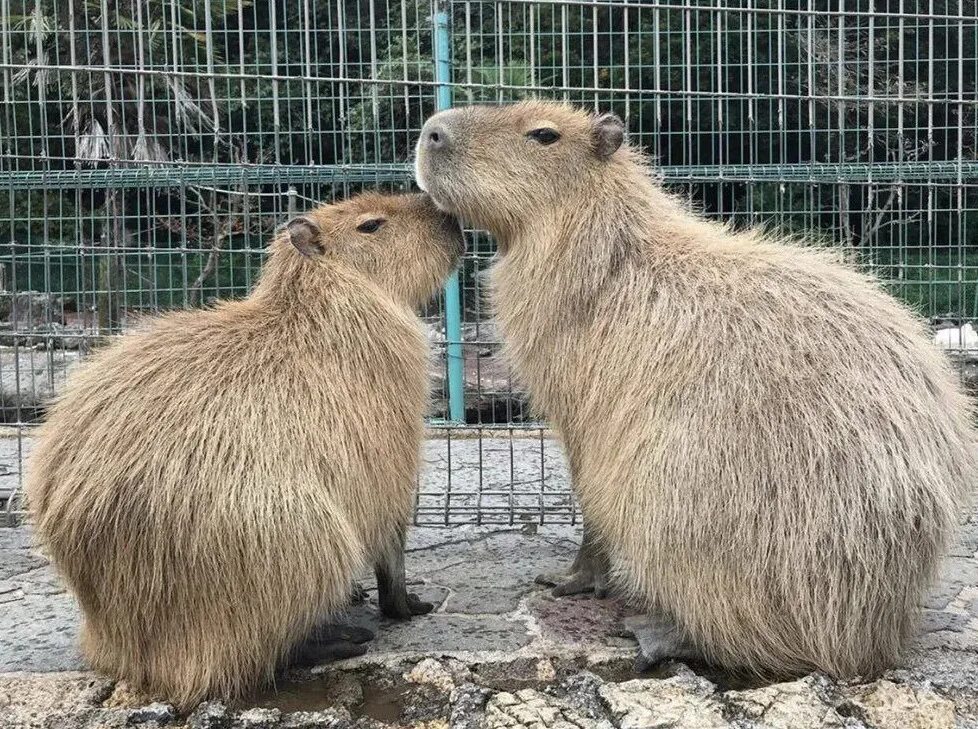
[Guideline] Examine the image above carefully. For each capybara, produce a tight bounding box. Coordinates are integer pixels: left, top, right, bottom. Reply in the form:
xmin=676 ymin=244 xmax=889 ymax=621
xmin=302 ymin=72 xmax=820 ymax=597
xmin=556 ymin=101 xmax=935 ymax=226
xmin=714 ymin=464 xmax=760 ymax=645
xmin=415 ymin=100 xmax=977 ymax=678
xmin=26 ymin=192 xmax=462 ymax=708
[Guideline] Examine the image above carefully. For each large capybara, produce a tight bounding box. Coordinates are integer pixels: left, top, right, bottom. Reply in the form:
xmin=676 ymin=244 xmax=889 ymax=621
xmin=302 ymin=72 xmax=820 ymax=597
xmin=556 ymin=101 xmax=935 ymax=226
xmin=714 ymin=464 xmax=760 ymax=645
xmin=26 ymin=192 xmax=462 ymax=709
xmin=415 ymin=100 xmax=977 ymax=679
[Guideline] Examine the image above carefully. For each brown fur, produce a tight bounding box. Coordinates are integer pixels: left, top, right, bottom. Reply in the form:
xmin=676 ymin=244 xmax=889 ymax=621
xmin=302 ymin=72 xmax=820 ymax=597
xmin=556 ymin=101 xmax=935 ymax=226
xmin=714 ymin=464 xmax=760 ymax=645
xmin=26 ymin=192 xmax=462 ymax=709
xmin=416 ymin=100 xmax=978 ymax=678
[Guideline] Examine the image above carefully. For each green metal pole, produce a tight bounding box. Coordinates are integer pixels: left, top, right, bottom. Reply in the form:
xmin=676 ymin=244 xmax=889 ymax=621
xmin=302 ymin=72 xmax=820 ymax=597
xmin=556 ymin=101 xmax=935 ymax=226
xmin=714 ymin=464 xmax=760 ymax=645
xmin=434 ymin=0 xmax=465 ymax=424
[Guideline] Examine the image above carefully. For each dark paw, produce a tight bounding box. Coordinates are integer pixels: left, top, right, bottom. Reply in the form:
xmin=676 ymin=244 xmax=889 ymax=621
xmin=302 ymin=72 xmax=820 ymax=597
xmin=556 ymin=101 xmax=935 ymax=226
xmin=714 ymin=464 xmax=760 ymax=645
xmin=407 ymin=593 xmax=434 ymax=615
xmin=323 ymin=640 xmax=369 ymax=661
xmin=633 ymin=649 xmax=670 ymax=674
xmin=345 ymin=625 xmax=375 ymax=643
xmin=314 ymin=623 xmax=374 ymax=645
xmin=621 ymin=614 xmax=694 ymax=674
xmin=289 ymin=638 xmax=369 ymax=669
xmin=535 ymin=570 xmax=608 ymax=598
xmin=380 ymin=592 xmax=434 ymax=619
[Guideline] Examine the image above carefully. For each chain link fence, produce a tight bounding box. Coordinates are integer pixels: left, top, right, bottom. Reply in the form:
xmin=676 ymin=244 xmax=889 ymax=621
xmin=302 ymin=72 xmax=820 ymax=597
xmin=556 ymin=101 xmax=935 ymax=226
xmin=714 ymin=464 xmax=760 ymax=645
xmin=1 ymin=0 xmax=976 ymax=525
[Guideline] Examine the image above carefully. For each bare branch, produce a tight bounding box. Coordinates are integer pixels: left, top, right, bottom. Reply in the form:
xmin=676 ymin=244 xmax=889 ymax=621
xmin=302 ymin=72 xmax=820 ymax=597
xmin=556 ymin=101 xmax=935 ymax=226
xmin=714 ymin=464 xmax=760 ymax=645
xmin=863 ymin=187 xmax=899 ymax=246
xmin=188 ymin=145 xmax=248 ymax=306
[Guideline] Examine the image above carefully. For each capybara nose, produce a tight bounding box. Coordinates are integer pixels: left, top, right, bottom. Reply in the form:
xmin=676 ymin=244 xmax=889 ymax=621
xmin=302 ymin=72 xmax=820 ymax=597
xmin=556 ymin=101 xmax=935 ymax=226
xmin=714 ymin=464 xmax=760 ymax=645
xmin=422 ymin=122 xmax=450 ymax=152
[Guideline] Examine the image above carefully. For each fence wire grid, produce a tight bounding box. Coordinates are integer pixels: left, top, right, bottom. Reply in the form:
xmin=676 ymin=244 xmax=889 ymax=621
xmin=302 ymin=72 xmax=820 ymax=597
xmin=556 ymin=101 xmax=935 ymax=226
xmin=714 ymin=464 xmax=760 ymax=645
xmin=1 ymin=0 xmax=976 ymax=526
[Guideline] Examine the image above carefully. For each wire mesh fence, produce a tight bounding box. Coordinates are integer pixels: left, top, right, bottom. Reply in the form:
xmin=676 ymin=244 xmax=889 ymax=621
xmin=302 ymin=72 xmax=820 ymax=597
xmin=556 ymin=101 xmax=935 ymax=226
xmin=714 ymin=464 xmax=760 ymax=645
xmin=1 ymin=0 xmax=976 ymax=525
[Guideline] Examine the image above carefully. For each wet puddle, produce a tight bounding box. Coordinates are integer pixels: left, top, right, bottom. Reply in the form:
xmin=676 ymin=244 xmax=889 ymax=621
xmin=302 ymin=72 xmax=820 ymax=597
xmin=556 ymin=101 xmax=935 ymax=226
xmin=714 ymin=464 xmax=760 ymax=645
xmin=248 ymin=673 xmax=412 ymax=724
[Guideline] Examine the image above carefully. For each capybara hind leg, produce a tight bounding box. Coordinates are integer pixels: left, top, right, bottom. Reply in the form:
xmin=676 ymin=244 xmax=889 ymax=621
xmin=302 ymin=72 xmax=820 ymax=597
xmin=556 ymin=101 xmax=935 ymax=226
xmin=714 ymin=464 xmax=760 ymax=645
xmin=283 ymin=621 xmax=374 ymax=671
xmin=375 ymin=536 xmax=433 ymax=619
xmin=310 ymin=622 xmax=375 ymax=645
xmin=622 ymin=614 xmax=700 ymax=673
xmin=287 ymin=638 xmax=368 ymax=669
xmin=535 ymin=524 xmax=610 ymax=598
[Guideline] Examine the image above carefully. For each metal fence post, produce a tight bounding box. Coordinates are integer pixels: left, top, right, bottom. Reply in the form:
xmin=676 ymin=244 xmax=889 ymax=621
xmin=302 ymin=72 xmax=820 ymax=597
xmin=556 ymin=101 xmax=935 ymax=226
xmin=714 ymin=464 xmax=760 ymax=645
xmin=434 ymin=0 xmax=465 ymax=424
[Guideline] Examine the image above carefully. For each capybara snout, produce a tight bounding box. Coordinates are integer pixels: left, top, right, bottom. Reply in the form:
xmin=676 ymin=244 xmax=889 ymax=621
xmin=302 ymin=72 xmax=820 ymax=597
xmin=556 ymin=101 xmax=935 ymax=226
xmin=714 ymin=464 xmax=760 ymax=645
xmin=416 ymin=103 xmax=625 ymax=237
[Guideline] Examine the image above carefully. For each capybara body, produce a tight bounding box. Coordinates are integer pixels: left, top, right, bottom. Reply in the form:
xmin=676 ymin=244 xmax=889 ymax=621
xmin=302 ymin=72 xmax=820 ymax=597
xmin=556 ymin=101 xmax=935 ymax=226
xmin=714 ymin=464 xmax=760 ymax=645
xmin=416 ymin=101 xmax=977 ymax=678
xmin=26 ymin=192 xmax=462 ymax=709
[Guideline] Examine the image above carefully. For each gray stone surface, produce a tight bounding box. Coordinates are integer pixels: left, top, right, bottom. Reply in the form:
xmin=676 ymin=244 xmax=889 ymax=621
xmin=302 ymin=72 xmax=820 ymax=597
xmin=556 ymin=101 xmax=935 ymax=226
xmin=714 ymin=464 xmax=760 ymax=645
xmin=415 ymin=436 xmax=574 ymax=528
xmin=0 ymin=527 xmax=85 ymax=673
xmin=0 ymin=673 xmax=121 ymax=728
xmin=598 ymin=673 xmax=726 ymax=729
xmin=186 ymin=701 xmax=231 ymax=729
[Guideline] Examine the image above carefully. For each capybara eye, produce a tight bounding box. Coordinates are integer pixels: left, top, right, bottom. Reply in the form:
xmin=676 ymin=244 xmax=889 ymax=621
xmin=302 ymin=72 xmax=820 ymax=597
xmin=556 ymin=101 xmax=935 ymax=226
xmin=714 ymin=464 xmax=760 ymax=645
xmin=356 ymin=218 xmax=386 ymax=234
xmin=527 ymin=128 xmax=560 ymax=145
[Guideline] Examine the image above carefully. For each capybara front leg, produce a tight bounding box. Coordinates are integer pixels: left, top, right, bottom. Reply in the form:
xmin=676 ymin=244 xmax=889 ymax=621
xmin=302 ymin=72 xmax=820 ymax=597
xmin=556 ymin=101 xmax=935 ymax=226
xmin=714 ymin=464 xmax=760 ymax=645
xmin=621 ymin=614 xmax=700 ymax=673
xmin=375 ymin=537 xmax=433 ymax=620
xmin=535 ymin=523 xmax=610 ymax=597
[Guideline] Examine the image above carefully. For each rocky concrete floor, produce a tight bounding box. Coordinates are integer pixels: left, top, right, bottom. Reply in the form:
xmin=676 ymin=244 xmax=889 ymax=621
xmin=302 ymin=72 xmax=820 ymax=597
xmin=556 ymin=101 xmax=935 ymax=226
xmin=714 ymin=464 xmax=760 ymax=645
xmin=3 ymin=515 xmax=978 ymax=729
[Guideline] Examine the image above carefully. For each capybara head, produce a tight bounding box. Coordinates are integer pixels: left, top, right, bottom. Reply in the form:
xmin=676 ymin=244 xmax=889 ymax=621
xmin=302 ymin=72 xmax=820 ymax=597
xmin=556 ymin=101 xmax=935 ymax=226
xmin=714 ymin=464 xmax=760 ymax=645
xmin=415 ymin=101 xmax=625 ymax=234
xmin=281 ymin=191 xmax=463 ymax=307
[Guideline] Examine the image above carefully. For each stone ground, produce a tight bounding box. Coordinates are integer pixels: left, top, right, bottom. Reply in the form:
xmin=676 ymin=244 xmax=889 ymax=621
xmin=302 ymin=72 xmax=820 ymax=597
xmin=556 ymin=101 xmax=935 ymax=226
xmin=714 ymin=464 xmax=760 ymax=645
xmin=2 ymin=437 xmax=978 ymax=728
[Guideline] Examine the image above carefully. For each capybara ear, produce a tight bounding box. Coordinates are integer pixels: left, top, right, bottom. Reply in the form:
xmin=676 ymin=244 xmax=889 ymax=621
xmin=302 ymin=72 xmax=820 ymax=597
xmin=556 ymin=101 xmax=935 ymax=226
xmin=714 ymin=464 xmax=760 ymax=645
xmin=287 ymin=216 xmax=325 ymax=258
xmin=592 ymin=113 xmax=625 ymax=160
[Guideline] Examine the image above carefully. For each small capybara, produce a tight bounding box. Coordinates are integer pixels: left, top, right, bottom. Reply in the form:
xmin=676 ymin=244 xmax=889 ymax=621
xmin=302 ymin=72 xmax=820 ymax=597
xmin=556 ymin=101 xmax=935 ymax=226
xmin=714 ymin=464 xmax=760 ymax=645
xmin=26 ymin=192 xmax=462 ymax=709
xmin=415 ymin=100 xmax=977 ymax=678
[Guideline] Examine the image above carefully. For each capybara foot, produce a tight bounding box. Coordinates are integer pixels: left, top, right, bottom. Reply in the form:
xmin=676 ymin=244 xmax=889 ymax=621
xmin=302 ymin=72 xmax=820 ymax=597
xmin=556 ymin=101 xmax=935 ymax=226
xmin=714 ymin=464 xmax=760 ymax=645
xmin=312 ymin=622 xmax=375 ymax=645
xmin=289 ymin=637 xmax=369 ymax=668
xmin=537 ymin=524 xmax=610 ymax=598
xmin=621 ymin=614 xmax=698 ymax=673
xmin=380 ymin=592 xmax=433 ymax=620
xmin=375 ymin=544 xmax=434 ymax=619
xmin=535 ymin=566 xmax=609 ymax=598
xmin=407 ymin=593 xmax=434 ymax=616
